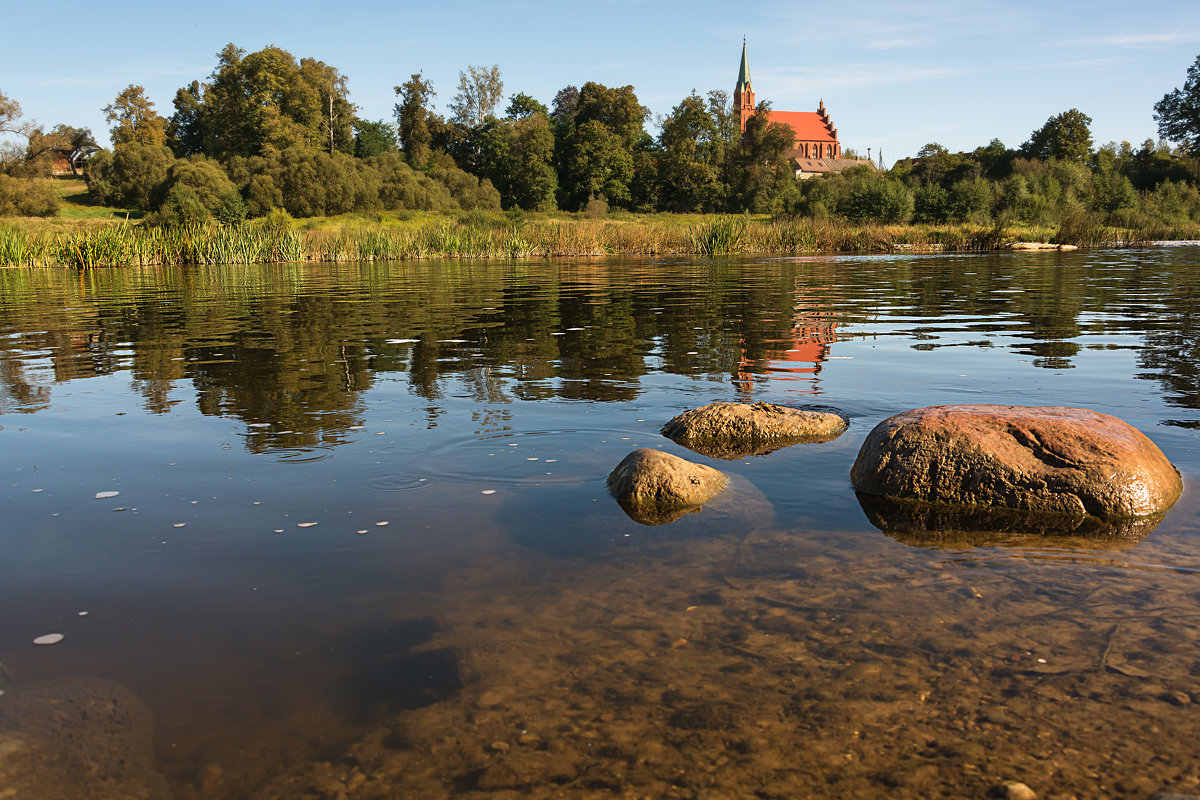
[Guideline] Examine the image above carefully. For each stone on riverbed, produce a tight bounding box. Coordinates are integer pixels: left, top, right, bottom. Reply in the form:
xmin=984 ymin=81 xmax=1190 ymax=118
xmin=661 ymin=401 xmax=847 ymax=460
xmin=607 ymin=448 xmax=727 ymax=525
xmin=850 ymin=405 xmax=1182 ymax=519
xmin=0 ymin=677 xmax=170 ymax=800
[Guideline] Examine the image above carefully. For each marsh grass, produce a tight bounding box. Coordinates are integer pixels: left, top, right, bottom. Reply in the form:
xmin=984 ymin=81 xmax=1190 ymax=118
xmin=0 ymin=211 xmax=1190 ymax=267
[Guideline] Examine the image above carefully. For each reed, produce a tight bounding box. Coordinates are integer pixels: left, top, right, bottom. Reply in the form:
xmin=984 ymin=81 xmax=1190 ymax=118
xmin=1 ymin=213 xmax=1193 ymax=268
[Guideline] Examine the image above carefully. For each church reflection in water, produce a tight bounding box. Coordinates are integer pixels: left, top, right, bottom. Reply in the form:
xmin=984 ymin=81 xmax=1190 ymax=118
xmin=734 ymin=287 xmax=838 ymax=398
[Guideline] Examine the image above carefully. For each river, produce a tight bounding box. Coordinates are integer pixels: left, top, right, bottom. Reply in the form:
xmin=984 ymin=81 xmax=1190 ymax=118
xmin=1 ymin=250 xmax=1199 ymax=799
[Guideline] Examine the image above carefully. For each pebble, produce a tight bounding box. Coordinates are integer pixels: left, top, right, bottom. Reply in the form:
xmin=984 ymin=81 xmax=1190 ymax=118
xmin=992 ymin=781 xmax=1037 ymax=800
xmin=488 ymin=741 xmax=510 ymax=752
xmin=476 ymin=691 xmax=504 ymax=709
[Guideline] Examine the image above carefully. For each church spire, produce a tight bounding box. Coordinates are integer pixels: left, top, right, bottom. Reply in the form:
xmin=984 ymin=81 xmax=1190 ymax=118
xmin=736 ymin=39 xmax=753 ymax=94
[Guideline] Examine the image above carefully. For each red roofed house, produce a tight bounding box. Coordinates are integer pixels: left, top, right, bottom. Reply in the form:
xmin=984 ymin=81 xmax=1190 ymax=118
xmin=735 ymin=43 xmax=875 ymax=179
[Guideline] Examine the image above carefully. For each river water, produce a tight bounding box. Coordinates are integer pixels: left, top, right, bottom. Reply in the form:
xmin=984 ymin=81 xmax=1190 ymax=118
xmin=1 ymin=251 xmax=1199 ymax=799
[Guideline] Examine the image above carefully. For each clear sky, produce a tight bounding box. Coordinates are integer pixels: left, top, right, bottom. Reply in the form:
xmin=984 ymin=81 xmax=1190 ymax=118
xmin=4 ymin=0 xmax=1199 ymax=164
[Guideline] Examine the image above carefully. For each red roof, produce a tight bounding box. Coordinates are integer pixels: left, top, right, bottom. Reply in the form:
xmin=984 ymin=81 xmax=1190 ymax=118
xmin=765 ymin=111 xmax=835 ymax=144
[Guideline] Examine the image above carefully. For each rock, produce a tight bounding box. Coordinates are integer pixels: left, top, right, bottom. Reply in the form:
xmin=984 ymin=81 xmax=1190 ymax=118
xmin=607 ymin=449 xmax=727 ymax=525
xmin=991 ymin=781 xmax=1037 ymax=800
xmin=0 ymin=677 xmax=170 ymax=800
xmin=662 ymin=401 xmax=847 ymax=459
xmin=856 ymin=491 xmax=1162 ymax=545
xmin=850 ymin=405 xmax=1182 ymax=519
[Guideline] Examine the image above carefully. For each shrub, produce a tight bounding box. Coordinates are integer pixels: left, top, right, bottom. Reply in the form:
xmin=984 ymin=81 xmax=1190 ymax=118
xmin=0 ymin=176 xmax=61 ymax=217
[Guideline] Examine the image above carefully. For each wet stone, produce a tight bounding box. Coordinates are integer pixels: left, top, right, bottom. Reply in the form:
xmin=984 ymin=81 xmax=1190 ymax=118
xmin=851 ymin=405 xmax=1183 ymax=520
xmin=661 ymin=401 xmax=847 ymax=460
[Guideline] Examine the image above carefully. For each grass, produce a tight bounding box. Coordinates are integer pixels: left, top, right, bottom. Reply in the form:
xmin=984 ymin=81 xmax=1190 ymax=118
xmin=2 ymin=187 xmax=1197 ymax=267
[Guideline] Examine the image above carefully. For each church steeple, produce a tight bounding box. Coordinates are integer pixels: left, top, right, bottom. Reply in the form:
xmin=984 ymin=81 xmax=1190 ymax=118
xmin=734 ymin=40 xmax=756 ymax=134
xmin=736 ymin=40 xmax=753 ymax=95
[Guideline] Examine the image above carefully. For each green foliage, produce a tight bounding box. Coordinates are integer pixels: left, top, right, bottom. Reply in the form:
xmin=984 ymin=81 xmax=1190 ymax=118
xmin=1155 ymin=54 xmax=1200 ymax=156
xmin=394 ymin=72 xmax=436 ymax=166
xmin=0 ymin=176 xmax=61 ymax=217
xmin=506 ymin=93 xmax=548 ymax=119
xmin=152 ymin=184 xmax=210 ymax=226
xmin=507 ymin=113 xmax=558 ymax=210
xmin=214 ymin=189 xmax=247 ymax=225
xmin=162 ymin=157 xmax=238 ymax=213
xmin=448 ymin=65 xmax=504 ymax=128
xmin=88 ymin=143 xmax=175 ymax=211
xmin=354 ymin=119 xmax=398 ymax=158
xmin=1022 ymin=108 xmax=1094 ymax=162
xmin=165 ymin=44 xmax=356 ymax=161
xmin=566 ymin=120 xmax=634 ymax=208
xmin=104 ymin=85 xmax=168 ymax=147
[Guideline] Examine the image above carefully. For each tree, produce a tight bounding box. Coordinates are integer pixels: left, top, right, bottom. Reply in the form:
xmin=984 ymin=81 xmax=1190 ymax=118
xmin=166 ymin=45 xmax=356 ymax=160
xmin=506 ymin=92 xmax=548 ymax=119
xmin=354 ymin=119 xmax=398 ymax=158
xmin=104 ymin=85 xmax=168 ymax=147
xmin=0 ymin=89 xmax=27 ymax=138
xmin=448 ymin=65 xmax=504 ymax=128
xmin=730 ymin=100 xmax=794 ymax=212
xmin=51 ymin=125 xmax=100 ymax=176
xmin=507 ymin=112 xmax=557 ymax=210
xmin=1155 ymin=54 xmax=1200 ymax=156
xmin=300 ymin=57 xmax=356 ymax=155
xmin=1022 ymin=108 xmax=1094 ymax=162
xmin=394 ymin=72 xmax=436 ymax=166
xmin=167 ymin=81 xmax=207 ymax=157
xmin=658 ymin=91 xmax=722 ymax=211
xmin=566 ymin=120 xmax=633 ymax=207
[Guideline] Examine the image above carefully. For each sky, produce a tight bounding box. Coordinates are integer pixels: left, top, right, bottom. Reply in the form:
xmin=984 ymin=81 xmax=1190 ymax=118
xmin=4 ymin=0 xmax=1200 ymax=165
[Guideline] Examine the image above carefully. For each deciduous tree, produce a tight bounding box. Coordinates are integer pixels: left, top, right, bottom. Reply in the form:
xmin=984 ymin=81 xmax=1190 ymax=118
xmin=1155 ymin=54 xmax=1200 ymax=156
xmin=448 ymin=65 xmax=503 ymax=128
xmin=1022 ymin=108 xmax=1094 ymax=163
xmin=394 ymin=72 xmax=436 ymax=166
xmin=104 ymin=85 xmax=168 ymax=147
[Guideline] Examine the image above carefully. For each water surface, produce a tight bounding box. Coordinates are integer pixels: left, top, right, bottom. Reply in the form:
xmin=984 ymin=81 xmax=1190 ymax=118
xmin=2 ymin=251 xmax=1200 ymax=798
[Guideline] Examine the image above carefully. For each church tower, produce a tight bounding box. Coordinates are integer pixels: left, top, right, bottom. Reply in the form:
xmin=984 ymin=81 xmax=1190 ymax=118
xmin=734 ymin=40 xmax=755 ymax=134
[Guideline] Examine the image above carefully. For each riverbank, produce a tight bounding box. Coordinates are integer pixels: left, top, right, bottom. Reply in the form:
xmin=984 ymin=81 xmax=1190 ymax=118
xmin=1 ymin=208 xmax=1195 ymax=267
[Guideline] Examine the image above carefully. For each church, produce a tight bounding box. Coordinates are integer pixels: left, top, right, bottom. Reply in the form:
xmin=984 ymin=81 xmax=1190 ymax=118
xmin=734 ymin=43 xmax=874 ymax=178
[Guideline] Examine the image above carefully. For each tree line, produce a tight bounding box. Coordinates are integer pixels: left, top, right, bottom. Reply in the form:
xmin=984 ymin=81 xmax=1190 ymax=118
xmin=2 ymin=46 xmax=1200 ymax=227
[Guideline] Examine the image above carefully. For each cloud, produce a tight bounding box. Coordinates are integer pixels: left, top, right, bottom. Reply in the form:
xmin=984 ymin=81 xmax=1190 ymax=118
xmin=1075 ymin=31 xmax=1200 ymax=47
xmin=868 ymin=38 xmax=923 ymax=50
xmin=758 ymin=62 xmax=967 ymax=94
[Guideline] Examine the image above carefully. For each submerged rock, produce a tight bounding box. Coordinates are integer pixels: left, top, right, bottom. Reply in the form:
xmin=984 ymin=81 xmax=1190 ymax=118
xmin=661 ymin=401 xmax=847 ymax=460
xmin=0 ymin=677 xmax=170 ymax=800
xmin=607 ymin=448 xmax=727 ymax=525
xmin=857 ymin=492 xmax=1161 ymax=548
xmin=850 ymin=405 xmax=1182 ymax=520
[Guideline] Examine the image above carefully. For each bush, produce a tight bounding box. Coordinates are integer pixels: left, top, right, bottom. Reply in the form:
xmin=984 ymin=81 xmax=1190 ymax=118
xmin=0 ymin=176 xmax=61 ymax=217
xmin=150 ymin=184 xmax=209 ymax=226
xmin=161 ymin=157 xmax=238 ymax=213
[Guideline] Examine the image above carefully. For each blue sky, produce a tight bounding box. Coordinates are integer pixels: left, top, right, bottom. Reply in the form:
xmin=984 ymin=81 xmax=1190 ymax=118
xmin=4 ymin=0 xmax=1199 ymax=164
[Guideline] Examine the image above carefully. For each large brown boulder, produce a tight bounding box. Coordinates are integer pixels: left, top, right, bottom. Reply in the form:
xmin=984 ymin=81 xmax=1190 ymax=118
xmin=607 ymin=448 xmax=727 ymax=525
xmin=661 ymin=401 xmax=847 ymax=460
xmin=850 ymin=405 xmax=1182 ymax=520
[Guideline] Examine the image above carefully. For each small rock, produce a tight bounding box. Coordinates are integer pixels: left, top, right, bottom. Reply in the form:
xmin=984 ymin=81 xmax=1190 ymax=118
xmin=607 ymin=448 xmax=727 ymax=526
xmin=476 ymin=690 xmax=504 ymax=709
xmin=661 ymin=401 xmax=846 ymax=459
xmin=992 ymin=781 xmax=1037 ymax=800
xmin=488 ymin=740 xmax=510 ymax=752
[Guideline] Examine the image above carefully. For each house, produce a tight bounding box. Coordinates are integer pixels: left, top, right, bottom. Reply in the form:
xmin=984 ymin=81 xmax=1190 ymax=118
xmin=734 ymin=43 xmax=875 ymax=179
